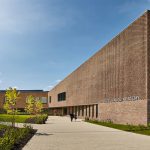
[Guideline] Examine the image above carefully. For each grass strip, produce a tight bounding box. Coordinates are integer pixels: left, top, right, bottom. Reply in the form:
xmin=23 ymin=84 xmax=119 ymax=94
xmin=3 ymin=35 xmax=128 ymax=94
xmin=0 ymin=114 xmax=48 ymax=124
xmin=86 ymin=120 xmax=150 ymax=136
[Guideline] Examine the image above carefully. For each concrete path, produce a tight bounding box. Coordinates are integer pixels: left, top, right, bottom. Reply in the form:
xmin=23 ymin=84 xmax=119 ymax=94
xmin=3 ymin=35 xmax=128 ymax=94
xmin=23 ymin=116 xmax=150 ymax=150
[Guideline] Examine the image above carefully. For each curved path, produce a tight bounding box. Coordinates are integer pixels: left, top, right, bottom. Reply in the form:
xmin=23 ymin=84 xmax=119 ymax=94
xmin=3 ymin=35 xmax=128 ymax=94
xmin=23 ymin=116 xmax=150 ymax=150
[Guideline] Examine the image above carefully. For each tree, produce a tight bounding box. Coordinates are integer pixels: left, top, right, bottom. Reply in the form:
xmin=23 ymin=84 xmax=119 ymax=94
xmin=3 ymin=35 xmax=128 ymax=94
xmin=35 ymin=99 xmax=43 ymax=114
xmin=25 ymin=95 xmax=35 ymax=115
xmin=3 ymin=102 xmax=11 ymax=114
xmin=3 ymin=87 xmax=20 ymax=127
xmin=25 ymin=96 xmax=43 ymax=115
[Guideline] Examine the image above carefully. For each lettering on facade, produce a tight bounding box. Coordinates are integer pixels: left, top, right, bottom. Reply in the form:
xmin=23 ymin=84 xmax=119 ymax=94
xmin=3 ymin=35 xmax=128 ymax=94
xmin=101 ymin=96 xmax=140 ymax=103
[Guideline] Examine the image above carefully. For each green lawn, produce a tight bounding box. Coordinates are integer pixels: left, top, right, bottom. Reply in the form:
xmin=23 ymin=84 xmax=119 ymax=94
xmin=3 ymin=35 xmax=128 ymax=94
xmin=86 ymin=120 xmax=150 ymax=136
xmin=0 ymin=114 xmax=48 ymax=124
xmin=0 ymin=114 xmax=33 ymax=123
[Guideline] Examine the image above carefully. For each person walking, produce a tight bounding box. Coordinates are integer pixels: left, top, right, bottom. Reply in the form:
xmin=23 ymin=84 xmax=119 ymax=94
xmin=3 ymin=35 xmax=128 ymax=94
xmin=69 ymin=113 xmax=74 ymax=122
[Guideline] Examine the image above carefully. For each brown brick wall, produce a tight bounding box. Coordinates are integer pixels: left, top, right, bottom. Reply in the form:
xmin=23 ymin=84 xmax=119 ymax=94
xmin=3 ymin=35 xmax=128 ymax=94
xmin=0 ymin=91 xmax=48 ymax=109
xmin=147 ymin=10 xmax=150 ymax=122
xmin=49 ymin=11 xmax=148 ymax=125
xmin=0 ymin=92 xmax=5 ymax=108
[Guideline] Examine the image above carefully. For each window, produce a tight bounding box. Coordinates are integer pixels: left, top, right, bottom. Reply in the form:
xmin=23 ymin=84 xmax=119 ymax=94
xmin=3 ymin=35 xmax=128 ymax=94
xmin=41 ymin=97 xmax=48 ymax=104
xmin=77 ymin=106 xmax=80 ymax=116
xmin=96 ymin=104 xmax=98 ymax=118
xmin=92 ymin=105 xmax=94 ymax=118
xmin=75 ymin=106 xmax=77 ymax=115
xmin=89 ymin=106 xmax=91 ymax=117
xmin=58 ymin=92 xmax=66 ymax=101
xmin=49 ymin=96 xmax=51 ymax=103
xmin=86 ymin=105 xmax=87 ymax=116
xmin=82 ymin=106 xmax=84 ymax=116
xmin=26 ymin=96 xmax=48 ymax=104
xmin=72 ymin=106 xmax=74 ymax=114
xmin=36 ymin=97 xmax=40 ymax=101
xmin=68 ymin=107 xmax=70 ymax=114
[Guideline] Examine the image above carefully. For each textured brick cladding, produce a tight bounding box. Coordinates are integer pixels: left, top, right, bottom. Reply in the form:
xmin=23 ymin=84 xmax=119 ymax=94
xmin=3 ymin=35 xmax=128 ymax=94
xmin=0 ymin=92 xmax=5 ymax=108
xmin=49 ymin=11 xmax=148 ymax=125
xmin=0 ymin=91 xmax=48 ymax=109
xmin=147 ymin=11 xmax=150 ymax=122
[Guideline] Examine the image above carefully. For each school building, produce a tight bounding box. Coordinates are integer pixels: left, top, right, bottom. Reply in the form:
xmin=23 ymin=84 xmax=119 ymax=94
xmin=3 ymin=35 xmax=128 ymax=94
xmin=48 ymin=10 xmax=150 ymax=125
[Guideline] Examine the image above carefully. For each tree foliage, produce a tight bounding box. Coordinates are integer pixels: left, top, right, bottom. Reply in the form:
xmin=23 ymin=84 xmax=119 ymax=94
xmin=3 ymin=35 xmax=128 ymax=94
xmin=3 ymin=87 xmax=20 ymax=126
xmin=25 ymin=95 xmax=35 ymax=115
xmin=35 ymin=100 xmax=43 ymax=114
xmin=25 ymin=96 xmax=43 ymax=115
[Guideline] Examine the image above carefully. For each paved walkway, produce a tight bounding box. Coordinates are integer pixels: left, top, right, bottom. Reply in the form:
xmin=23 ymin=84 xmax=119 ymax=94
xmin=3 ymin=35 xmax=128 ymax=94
xmin=23 ymin=116 xmax=150 ymax=150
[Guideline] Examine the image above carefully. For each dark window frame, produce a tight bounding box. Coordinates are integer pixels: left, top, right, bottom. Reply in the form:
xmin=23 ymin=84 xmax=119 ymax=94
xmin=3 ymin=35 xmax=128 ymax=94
xmin=89 ymin=105 xmax=91 ymax=117
xmin=86 ymin=105 xmax=87 ymax=116
xmin=78 ymin=106 xmax=80 ymax=116
xmin=82 ymin=106 xmax=84 ymax=116
xmin=49 ymin=96 xmax=51 ymax=103
xmin=92 ymin=105 xmax=94 ymax=118
xmin=75 ymin=106 xmax=77 ymax=115
xmin=96 ymin=104 xmax=98 ymax=118
xmin=58 ymin=92 xmax=66 ymax=102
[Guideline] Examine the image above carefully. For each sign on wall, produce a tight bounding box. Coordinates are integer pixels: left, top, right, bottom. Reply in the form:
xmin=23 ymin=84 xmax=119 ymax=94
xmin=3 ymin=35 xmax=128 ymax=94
xmin=101 ymin=96 xmax=141 ymax=103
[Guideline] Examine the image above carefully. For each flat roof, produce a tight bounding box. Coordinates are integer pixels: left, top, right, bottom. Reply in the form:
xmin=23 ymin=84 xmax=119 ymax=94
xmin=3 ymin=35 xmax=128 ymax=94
xmin=0 ymin=90 xmax=48 ymax=93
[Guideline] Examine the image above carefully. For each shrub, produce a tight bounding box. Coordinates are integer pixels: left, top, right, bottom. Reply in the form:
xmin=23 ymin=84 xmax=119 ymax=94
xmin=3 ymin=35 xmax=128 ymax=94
xmin=0 ymin=125 xmax=34 ymax=150
xmin=138 ymin=124 xmax=149 ymax=130
xmin=25 ymin=114 xmax=48 ymax=124
xmin=0 ymin=109 xmax=6 ymax=114
xmin=126 ymin=124 xmax=136 ymax=131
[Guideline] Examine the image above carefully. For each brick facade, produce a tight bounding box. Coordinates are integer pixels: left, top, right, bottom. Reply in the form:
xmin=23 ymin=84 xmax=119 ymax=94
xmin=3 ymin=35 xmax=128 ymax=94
xmin=48 ymin=11 xmax=150 ymax=125
xmin=0 ymin=90 xmax=48 ymax=109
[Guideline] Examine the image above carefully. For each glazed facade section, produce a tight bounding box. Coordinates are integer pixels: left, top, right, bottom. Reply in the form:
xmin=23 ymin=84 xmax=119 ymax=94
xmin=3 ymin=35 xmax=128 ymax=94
xmin=48 ymin=11 xmax=149 ymax=125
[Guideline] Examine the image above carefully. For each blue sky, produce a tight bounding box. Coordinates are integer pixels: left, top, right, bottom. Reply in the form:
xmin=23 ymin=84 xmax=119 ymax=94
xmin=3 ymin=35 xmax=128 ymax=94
xmin=0 ymin=0 xmax=149 ymax=90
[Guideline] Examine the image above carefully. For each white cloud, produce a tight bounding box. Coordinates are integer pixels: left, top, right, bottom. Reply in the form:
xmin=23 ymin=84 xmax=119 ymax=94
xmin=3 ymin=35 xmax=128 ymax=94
xmin=0 ymin=80 xmax=2 ymax=84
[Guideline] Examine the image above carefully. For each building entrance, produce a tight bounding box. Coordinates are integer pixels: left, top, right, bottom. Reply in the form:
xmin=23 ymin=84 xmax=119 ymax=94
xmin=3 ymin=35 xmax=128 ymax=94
xmin=63 ymin=107 xmax=67 ymax=115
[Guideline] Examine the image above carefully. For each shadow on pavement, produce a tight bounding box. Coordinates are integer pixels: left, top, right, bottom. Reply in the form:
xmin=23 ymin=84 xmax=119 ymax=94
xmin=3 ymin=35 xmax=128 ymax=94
xmin=35 ymin=133 xmax=53 ymax=136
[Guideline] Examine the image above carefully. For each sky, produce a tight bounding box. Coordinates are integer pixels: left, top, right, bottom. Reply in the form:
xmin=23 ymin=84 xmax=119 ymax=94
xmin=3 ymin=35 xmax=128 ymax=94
xmin=0 ymin=0 xmax=149 ymax=91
